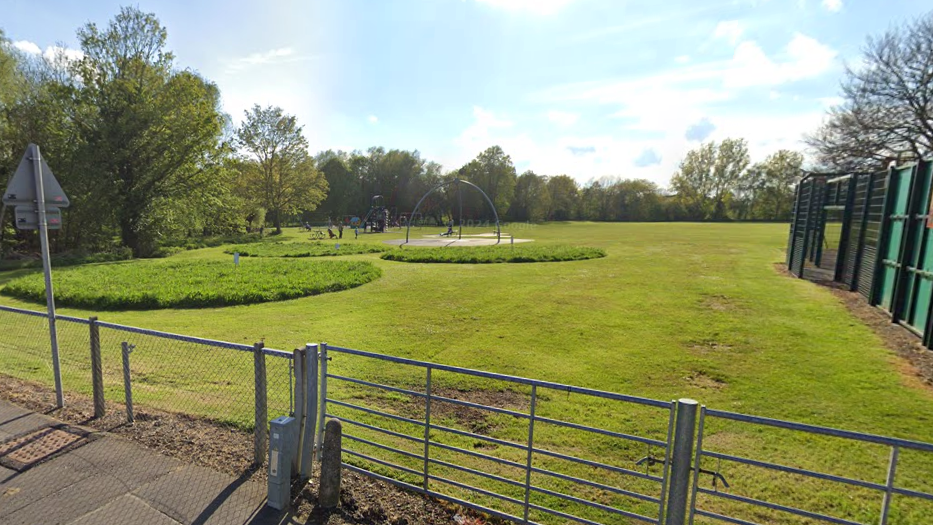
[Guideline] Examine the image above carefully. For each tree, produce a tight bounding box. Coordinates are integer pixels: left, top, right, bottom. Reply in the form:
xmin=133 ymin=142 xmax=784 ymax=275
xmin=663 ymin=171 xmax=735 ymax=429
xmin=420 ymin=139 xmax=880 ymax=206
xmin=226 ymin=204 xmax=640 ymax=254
xmin=806 ymin=12 xmax=933 ymax=171
xmin=737 ymin=150 xmax=803 ymax=220
xmin=459 ymin=146 xmax=517 ymax=220
xmin=546 ymin=175 xmax=579 ymax=220
xmin=236 ymin=105 xmax=327 ymax=233
xmin=670 ymin=139 xmax=749 ymax=220
xmin=509 ymin=171 xmax=551 ymax=222
xmin=74 ymin=7 xmax=227 ymax=255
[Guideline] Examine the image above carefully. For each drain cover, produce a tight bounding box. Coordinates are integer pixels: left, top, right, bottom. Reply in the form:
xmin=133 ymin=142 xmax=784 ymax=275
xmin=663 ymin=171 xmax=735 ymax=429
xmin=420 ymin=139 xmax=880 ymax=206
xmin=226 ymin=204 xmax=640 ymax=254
xmin=0 ymin=424 xmax=95 ymax=472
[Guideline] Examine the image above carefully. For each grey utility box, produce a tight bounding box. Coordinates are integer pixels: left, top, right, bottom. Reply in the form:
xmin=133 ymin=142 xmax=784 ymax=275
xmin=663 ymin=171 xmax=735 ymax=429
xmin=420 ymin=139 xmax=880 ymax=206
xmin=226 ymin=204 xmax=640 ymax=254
xmin=267 ymin=416 xmax=298 ymax=510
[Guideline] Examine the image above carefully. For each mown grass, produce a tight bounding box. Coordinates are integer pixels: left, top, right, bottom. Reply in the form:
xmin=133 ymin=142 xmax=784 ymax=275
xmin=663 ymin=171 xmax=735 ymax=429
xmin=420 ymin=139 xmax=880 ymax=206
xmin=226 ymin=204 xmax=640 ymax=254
xmin=1 ymin=222 xmax=933 ymax=524
xmin=225 ymin=242 xmax=389 ymax=258
xmin=0 ymin=258 xmax=381 ymax=310
xmin=380 ymin=243 xmax=605 ymax=263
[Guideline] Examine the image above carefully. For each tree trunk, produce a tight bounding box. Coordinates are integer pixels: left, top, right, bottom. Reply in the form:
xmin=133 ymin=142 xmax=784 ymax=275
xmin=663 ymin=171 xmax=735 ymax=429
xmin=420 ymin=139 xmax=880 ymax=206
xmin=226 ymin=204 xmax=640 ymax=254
xmin=273 ymin=209 xmax=282 ymax=234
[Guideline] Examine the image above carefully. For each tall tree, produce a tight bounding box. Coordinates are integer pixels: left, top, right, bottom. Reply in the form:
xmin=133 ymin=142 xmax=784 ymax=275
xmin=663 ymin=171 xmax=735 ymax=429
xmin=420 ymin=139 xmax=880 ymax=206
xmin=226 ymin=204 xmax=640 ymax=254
xmin=670 ymin=139 xmax=749 ymax=220
xmin=806 ymin=12 xmax=933 ymax=170
xmin=546 ymin=175 xmax=579 ymax=221
xmin=737 ymin=150 xmax=803 ymax=220
xmin=509 ymin=171 xmax=551 ymax=222
xmin=236 ymin=105 xmax=327 ymax=233
xmin=459 ymin=146 xmax=517 ymax=220
xmin=74 ymin=7 xmax=227 ymax=255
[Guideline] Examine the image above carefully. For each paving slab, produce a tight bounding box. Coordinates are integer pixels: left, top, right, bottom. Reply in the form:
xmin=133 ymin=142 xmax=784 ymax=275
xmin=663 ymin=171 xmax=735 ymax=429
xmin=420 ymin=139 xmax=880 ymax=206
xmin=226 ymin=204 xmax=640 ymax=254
xmin=0 ymin=453 xmax=97 ymax=518
xmin=72 ymin=435 xmax=181 ymax=490
xmin=3 ymin=473 xmax=129 ymax=525
xmin=67 ymin=493 xmax=182 ymax=525
xmin=133 ymin=465 xmax=267 ymax=525
xmin=0 ymin=410 xmax=55 ymax=437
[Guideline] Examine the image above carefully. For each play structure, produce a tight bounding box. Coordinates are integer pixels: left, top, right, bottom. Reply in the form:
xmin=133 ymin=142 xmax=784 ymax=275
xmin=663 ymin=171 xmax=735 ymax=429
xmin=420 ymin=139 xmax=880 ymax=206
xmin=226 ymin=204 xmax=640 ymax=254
xmin=361 ymin=195 xmax=389 ymax=233
xmin=396 ymin=178 xmax=507 ymax=247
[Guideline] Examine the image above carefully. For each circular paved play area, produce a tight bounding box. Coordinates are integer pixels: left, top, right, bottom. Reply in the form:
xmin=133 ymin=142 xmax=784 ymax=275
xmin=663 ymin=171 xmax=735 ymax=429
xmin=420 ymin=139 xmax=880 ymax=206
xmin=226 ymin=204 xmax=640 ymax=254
xmin=383 ymin=235 xmax=534 ymax=247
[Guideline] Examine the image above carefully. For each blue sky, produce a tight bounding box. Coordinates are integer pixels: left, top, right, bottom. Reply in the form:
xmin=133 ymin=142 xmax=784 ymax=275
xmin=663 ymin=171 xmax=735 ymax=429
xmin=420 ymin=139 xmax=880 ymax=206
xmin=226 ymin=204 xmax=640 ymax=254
xmin=2 ymin=0 xmax=931 ymax=186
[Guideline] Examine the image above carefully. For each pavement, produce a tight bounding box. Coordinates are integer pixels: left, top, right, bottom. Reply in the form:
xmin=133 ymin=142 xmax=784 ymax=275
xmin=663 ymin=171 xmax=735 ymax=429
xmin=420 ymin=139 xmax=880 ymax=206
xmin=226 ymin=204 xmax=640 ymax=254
xmin=0 ymin=400 xmax=296 ymax=525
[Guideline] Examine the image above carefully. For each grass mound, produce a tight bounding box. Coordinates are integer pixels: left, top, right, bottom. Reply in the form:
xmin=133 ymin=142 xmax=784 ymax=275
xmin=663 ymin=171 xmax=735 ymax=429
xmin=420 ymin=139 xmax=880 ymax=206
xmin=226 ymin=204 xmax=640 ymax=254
xmin=225 ymin=242 xmax=388 ymax=258
xmin=0 ymin=259 xmax=381 ymax=310
xmin=380 ymin=244 xmax=605 ymax=263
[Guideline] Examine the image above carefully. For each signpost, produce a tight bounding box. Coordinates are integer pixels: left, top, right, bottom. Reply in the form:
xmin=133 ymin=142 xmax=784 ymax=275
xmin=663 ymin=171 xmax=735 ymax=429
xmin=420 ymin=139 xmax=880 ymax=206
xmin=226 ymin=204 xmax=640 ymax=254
xmin=3 ymin=144 xmax=70 ymax=408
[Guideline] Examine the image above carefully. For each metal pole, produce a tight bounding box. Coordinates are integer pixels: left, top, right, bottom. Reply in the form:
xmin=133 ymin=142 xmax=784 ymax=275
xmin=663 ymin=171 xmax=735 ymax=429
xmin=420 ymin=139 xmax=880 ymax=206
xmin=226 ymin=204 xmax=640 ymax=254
xmin=253 ymin=342 xmax=268 ymax=466
xmin=879 ymin=446 xmax=899 ymax=525
xmin=665 ymin=398 xmax=698 ymax=525
xmin=32 ymin=145 xmax=63 ymax=408
xmin=89 ymin=316 xmax=105 ymax=418
xmin=522 ymin=385 xmax=538 ymax=522
xmin=316 ymin=343 xmax=328 ymax=461
xmin=121 ymin=342 xmax=134 ymax=423
xmin=458 ymin=179 xmax=463 ymax=240
xmin=301 ymin=343 xmax=318 ymax=478
xmin=292 ymin=347 xmax=305 ymax=474
xmin=423 ymin=367 xmax=432 ymax=491
xmin=687 ymin=407 xmax=706 ymax=525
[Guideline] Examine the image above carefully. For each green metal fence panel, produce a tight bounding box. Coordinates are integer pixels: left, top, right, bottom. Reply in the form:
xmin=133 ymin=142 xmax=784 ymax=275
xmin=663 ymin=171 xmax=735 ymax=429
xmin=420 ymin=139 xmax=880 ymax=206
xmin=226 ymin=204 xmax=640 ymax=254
xmin=902 ymin=161 xmax=933 ymax=336
xmin=877 ymin=167 xmax=913 ymax=312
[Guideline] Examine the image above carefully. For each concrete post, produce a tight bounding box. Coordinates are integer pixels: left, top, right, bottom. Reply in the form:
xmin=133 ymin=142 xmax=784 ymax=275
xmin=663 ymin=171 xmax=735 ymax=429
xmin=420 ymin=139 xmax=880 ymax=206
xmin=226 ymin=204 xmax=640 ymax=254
xmin=665 ymin=399 xmax=698 ymax=525
xmin=89 ymin=316 xmax=105 ymax=418
xmin=300 ymin=343 xmax=318 ymax=478
xmin=254 ymin=342 xmax=268 ymax=466
xmin=292 ymin=347 xmax=305 ymax=474
xmin=318 ymin=419 xmax=342 ymax=508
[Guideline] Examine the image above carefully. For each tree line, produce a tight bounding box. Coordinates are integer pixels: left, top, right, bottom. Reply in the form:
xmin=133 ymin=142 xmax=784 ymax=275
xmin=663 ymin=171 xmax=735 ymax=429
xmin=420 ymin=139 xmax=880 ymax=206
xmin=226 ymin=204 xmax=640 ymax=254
xmin=5 ymin=6 xmax=920 ymax=259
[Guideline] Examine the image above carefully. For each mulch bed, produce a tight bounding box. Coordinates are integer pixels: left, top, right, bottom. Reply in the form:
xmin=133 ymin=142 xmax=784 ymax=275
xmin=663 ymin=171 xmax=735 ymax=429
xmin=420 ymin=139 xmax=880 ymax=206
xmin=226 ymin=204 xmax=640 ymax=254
xmin=0 ymin=376 xmax=486 ymax=524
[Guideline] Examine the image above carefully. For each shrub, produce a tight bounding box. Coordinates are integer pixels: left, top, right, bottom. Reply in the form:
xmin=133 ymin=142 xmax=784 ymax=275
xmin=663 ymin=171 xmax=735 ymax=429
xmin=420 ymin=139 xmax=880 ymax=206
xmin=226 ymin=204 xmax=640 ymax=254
xmin=225 ymin=242 xmax=389 ymax=258
xmin=380 ymin=244 xmax=605 ymax=264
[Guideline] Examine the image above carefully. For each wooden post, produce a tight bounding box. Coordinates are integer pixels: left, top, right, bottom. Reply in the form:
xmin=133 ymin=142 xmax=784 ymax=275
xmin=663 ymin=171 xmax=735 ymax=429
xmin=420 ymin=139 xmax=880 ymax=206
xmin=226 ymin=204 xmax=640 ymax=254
xmin=89 ymin=316 xmax=105 ymax=418
xmin=254 ymin=342 xmax=268 ymax=466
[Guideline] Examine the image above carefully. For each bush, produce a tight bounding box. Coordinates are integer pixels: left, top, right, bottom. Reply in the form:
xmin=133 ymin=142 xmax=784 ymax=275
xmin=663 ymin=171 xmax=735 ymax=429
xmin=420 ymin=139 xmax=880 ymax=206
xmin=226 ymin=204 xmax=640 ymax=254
xmin=380 ymin=244 xmax=606 ymax=264
xmin=225 ymin=242 xmax=389 ymax=258
xmin=0 ymin=248 xmax=134 ymax=272
xmin=1 ymin=258 xmax=381 ymax=310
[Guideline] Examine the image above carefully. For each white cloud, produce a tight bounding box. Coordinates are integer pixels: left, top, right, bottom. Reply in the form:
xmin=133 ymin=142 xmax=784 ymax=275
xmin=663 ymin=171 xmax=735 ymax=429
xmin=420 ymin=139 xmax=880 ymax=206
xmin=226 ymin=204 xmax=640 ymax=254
xmin=12 ymin=40 xmax=41 ymax=55
xmin=546 ymin=110 xmax=579 ymax=127
xmin=723 ymin=33 xmax=836 ymax=88
xmin=675 ymin=55 xmax=691 ymax=64
xmin=44 ymin=45 xmax=84 ymax=63
xmin=473 ymin=0 xmax=576 ymax=15
xmin=713 ymin=20 xmax=744 ymax=45
xmin=368 ymin=115 xmax=379 ymax=124
xmin=455 ymin=106 xmax=514 ymax=153
xmin=821 ymin=0 xmax=842 ymax=12
xmin=225 ymin=47 xmax=314 ymax=73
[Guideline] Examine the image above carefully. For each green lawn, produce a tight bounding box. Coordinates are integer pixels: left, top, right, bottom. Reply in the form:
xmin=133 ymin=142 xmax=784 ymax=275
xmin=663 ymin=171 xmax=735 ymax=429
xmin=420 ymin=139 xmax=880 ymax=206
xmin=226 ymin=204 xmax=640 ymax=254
xmin=2 ymin=222 xmax=932 ymax=524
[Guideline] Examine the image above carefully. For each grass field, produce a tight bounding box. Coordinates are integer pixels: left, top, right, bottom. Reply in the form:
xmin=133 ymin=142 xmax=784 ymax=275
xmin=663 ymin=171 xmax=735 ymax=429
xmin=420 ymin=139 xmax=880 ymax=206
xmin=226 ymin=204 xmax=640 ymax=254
xmin=2 ymin=222 xmax=933 ymax=523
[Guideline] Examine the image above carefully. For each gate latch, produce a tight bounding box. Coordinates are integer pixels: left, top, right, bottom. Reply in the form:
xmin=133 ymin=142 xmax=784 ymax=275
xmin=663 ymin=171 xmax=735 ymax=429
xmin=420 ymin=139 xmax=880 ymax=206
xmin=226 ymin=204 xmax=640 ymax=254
xmin=698 ymin=468 xmax=730 ymax=489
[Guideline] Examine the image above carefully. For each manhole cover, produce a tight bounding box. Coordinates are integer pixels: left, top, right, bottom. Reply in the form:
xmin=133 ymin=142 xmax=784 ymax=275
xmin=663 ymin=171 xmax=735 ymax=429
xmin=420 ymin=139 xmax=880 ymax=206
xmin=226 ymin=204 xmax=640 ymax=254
xmin=0 ymin=424 xmax=95 ymax=472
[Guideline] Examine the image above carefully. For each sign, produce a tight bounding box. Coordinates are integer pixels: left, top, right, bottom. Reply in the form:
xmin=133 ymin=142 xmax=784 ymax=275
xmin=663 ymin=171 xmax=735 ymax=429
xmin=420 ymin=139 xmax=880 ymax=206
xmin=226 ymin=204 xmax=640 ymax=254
xmin=335 ymin=244 xmax=340 ymax=250
xmin=2 ymin=143 xmax=70 ymax=208
xmin=233 ymin=252 xmax=240 ymax=266
xmin=14 ymin=206 xmax=62 ymax=230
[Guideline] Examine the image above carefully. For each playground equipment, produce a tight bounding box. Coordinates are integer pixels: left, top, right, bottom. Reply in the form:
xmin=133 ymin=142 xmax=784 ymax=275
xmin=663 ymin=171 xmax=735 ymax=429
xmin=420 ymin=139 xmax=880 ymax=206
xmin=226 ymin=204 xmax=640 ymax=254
xmin=361 ymin=195 xmax=389 ymax=233
xmin=405 ymin=178 xmax=500 ymax=245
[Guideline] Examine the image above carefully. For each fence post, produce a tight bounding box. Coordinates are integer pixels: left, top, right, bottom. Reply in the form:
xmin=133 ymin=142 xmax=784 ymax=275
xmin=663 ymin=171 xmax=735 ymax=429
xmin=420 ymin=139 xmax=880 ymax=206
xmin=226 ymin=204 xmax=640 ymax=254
xmin=121 ymin=342 xmax=134 ymax=423
xmin=522 ymin=385 xmax=538 ymax=522
xmin=254 ymin=342 xmax=268 ymax=466
xmin=316 ymin=343 xmax=329 ymax=463
xmin=89 ymin=316 xmax=105 ymax=418
xmin=300 ymin=343 xmax=318 ymax=478
xmin=422 ymin=366 xmax=432 ymax=491
xmin=665 ymin=398 xmax=698 ymax=525
xmin=292 ymin=347 xmax=306 ymax=474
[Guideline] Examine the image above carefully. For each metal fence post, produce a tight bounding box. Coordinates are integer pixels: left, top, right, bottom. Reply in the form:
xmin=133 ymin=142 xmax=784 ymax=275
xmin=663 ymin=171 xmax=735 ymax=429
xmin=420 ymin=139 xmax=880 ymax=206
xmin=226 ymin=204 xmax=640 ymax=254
xmin=121 ymin=342 xmax=134 ymax=423
xmin=316 ymin=343 xmax=328 ymax=463
xmin=422 ymin=366 xmax=432 ymax=491
xmin=292 ymin=347 xmax=306 ymax=474
xmin=522 ymin=385 xmax=538 ymax=522
xmin=665 ymin=398 xmax=698 ymax=525
xmin=300 ymin=343 xmax=318 ymax=478
xmin=254 ymin=342 xmax=268 ymax=466
xmin=89 ymin=316 xmax=105 ymax=418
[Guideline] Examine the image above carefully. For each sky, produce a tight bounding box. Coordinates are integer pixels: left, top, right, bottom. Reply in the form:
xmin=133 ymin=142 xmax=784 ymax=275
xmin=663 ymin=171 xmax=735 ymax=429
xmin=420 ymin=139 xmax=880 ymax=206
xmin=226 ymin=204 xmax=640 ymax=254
xmin=1 ymin=0 xmax=931 ymax=187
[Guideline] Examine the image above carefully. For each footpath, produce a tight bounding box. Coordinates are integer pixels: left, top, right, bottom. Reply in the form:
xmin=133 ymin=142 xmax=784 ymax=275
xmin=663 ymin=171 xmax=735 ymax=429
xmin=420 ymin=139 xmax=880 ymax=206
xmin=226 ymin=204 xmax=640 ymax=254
xmin=0 ymin=399 xmax=293 ymax=525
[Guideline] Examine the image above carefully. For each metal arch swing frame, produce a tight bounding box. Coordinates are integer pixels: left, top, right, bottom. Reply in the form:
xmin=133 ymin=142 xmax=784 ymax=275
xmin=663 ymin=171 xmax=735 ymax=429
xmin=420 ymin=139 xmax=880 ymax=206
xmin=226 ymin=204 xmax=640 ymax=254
xmin=404 ymin=178 xmax=501 ymax=246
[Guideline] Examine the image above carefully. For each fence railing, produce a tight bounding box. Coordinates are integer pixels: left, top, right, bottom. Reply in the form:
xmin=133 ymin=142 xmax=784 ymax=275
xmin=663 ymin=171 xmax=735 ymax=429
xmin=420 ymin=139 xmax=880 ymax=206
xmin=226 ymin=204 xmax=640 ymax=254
xmin=3 ymin=304 xmax=933 ymax=524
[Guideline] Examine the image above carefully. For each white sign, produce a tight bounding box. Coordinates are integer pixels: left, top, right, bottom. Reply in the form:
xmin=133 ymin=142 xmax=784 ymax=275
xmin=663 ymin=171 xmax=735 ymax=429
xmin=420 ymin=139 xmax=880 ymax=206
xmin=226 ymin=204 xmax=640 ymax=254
xmin=233 ymin=252 xmax=240 ymax=266
xmin=3 ymin=143 xmax=70 ymax=207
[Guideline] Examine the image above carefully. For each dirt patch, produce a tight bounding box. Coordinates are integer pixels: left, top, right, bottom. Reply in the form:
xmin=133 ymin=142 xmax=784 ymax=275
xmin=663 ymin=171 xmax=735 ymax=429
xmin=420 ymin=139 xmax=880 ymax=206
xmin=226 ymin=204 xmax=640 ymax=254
xmin=361 ymin=388 xmax=529 ymax=436
xmin=685 ymin=371 xmax=727 ymax=390
xmin=776 ymin=263 xmax=933 ymax=390
xmin=688 ymin=339 xmax=734 ymax=355
xmin=0 ymin=375 xmax=490 ymax=524
xmin=701 ymin=294 xmax=736 ymax=312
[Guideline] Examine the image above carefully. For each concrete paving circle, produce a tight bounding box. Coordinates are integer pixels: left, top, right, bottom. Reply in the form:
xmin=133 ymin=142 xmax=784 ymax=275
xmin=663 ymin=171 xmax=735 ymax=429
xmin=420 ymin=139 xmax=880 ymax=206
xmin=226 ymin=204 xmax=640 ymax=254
xmin=383 ymin=236 xmax=534 ymax=247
